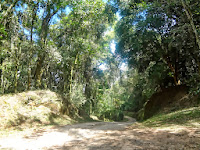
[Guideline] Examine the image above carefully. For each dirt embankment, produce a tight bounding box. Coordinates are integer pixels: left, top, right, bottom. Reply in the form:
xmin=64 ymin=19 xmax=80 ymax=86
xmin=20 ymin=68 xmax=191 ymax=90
xmin=0 ymin=90 xmax=77 ymax=129
xmin=144 ymin=85 xmax=189 ymax=119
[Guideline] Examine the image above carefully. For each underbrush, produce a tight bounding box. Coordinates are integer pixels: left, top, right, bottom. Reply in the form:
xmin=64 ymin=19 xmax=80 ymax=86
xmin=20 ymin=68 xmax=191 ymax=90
xmin=98 ymin=109 xmax=124 ymax=121
xmin=142 ymin=106 xmax=200 ymax=128
xmin=0 ymin=90 xmax=75 ymax=130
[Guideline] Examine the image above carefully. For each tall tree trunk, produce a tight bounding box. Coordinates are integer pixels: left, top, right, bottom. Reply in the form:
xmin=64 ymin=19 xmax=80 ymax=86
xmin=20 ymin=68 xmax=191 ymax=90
xmin=11 ymin=35 xmax=20 ymax=92
xmin=34 ymin=54 xmax=45 ymax=88
xmin=27 ymin=2 xmax=38 ymax=90
xmin=69 ymin=54 xmax=78 ymax=96
xmin=181 ymin=0 xmax=200 ymax=74
xmin=84 ymin=57 xmax=93 ymax=114
xmin=180 ymin=0 xmax=200 ymax=49
xmin=34 ymin=5 xmax=59 ymax=88
xmin=63 ymin=73 xmax=69 ymax=93
xmin=160 ymin=35 xmax=179 ymax=85
xmin=84 ymin=57 xmax=92 ymax=98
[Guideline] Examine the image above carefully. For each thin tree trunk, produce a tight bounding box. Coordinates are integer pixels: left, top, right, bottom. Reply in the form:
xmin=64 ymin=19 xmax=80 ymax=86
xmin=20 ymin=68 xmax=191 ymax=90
xmin=69 ymin=66 xmax=73 ymax=95
xmin=163 ymin=55 xmax=178 ymax=85
xmin=0 ymin=0 xmax=19 ymax=25
xmin=63 ymin=73 xmax=68 ymax=92
xmin=1 ymin=67 xmax=4 ymax=94
xmin=27 ymin=62 xmax=31 ymax=90
xmin=0 ymin=57 xmax=3 ymax=89
xmin=14 ymin=65 xmax=18 ymax=93
xmin=69 ymin=54 xmax=78 ymax=95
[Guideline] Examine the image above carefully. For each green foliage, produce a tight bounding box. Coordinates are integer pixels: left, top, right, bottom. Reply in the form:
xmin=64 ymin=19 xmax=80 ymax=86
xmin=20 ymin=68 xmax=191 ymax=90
xmin=95 ymin=82 xmax=126 ymax=121
xmin=143 ymin=106 xmax=200 ymax=128
xmin=1 ymin=0 xmax=200 ymax=123
xmin=114 ymin=0 xmax=200 ymax=116
xmin=124 ymin=62 xmax=168 ymax=113
xmin=70 ymin=83 xmax=87 ymax=107
xmin=187 ymin=73 xmax=200 ymax=102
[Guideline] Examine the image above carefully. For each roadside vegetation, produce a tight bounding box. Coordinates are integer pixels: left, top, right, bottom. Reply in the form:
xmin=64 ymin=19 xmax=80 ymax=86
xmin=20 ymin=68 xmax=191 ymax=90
xmin=0 ymin=0 xmax=200 ymax=139
xmin=142 ymin=106 xmax=200 ymax=128
xmin=0 ymin=90 xmax=79 ymax=138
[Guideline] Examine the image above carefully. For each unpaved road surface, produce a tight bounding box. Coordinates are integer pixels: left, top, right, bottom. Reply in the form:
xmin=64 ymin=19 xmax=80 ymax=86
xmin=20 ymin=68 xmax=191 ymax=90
xmin=0 ymin=116 xmax=200 ymax=150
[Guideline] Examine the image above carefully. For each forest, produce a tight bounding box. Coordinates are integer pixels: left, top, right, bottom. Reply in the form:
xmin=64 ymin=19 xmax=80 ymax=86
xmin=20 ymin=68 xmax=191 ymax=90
xmin=0 ymin=0 xmax=200 ymax=149
xmin=0 ymin=0 xmax=200 ymax=121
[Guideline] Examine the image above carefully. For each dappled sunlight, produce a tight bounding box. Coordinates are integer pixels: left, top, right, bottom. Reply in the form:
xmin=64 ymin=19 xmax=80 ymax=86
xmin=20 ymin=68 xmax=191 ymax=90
xmin=0 ymin=120 xmax=135 ymax=150
xmin=0 ymin=118 xmax=199 ymax=150
xmin=50 ymin=125 xmax=200 ymax=150
xmin=1 ymin=0 xmax=200 ymax=149
xmin=143 ymin=106 xmax=200 ymax=128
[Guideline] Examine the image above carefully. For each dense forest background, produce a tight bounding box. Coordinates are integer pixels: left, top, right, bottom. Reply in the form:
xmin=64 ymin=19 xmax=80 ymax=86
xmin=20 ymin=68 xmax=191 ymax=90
xmin=0 ymin=0 xmax=200 ymax=120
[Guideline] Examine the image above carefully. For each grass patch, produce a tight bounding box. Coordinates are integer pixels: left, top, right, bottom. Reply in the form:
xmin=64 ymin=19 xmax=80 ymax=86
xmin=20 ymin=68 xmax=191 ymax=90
xmin=0 ymin=90 xmax=79 ymax=137
xmin=0 ymin=90 xmax=61 ymax=128
xmin=142 ymin=106 xmax=200 ymax=128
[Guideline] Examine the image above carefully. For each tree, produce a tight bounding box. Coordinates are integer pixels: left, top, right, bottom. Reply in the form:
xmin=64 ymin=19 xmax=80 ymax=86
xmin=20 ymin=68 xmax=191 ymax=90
xmin=114 ymin=0 xmax=200 ymax=113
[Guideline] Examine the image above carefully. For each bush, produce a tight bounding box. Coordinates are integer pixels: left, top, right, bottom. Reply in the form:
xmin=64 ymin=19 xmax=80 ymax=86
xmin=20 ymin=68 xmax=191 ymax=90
xmin=100 ymin=109 xmax=124 ymax=121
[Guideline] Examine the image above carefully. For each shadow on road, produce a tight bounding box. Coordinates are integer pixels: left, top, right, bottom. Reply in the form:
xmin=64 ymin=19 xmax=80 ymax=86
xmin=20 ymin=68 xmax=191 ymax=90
xmin=0 ymin=117 xmax=199 ymax=150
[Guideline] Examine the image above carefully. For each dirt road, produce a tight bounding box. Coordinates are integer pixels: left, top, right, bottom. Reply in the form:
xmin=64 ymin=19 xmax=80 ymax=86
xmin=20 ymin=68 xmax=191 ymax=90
xmin=0 ymin=116 xmax=199 ymax=150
